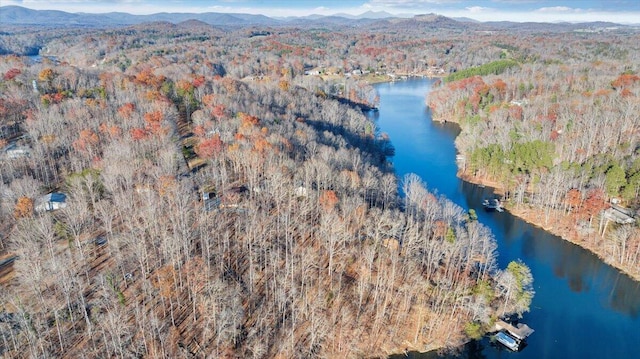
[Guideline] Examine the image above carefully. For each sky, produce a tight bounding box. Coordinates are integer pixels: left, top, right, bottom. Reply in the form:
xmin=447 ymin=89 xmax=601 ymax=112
xmin=2 ymin=0 xmax=640 ymax=23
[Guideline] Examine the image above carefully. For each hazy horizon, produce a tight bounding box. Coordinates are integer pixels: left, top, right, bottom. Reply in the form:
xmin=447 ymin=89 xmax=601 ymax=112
xmin=2 ymin=0 xmax=640 ymax=24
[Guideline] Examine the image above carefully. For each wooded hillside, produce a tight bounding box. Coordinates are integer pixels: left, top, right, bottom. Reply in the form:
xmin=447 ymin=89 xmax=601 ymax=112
xmin=428 ymin=28 xmax=640 ymax=280
xmin=0 ymin=20 xmax=536 ymax=358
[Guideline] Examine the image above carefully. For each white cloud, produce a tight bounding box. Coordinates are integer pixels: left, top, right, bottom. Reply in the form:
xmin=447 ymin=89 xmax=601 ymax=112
xmin=490 ymin=0 xmax=540 ymax=3
xmin=536 ymin=6 xmax=574 ymax=13
xmin=442 ymin=7 xmax=640 ymax=23
xmin=466 ymin=6 xmax=489 ymax=13
xmin=369 ymin=0 xmax=462 ymax=6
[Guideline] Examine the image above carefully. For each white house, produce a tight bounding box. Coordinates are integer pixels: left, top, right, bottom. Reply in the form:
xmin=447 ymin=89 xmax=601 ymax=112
xmin=34 ymin=192 xmax=67 ymax=212
xmin=3 ymin=143 xmax=31 ymax=159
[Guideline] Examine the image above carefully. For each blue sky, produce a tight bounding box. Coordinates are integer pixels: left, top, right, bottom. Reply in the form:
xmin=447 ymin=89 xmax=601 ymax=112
xmin=3 ymin=1 xmax=640 ymax=23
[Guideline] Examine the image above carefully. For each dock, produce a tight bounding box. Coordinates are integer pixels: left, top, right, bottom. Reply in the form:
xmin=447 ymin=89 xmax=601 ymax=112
xmin=495 ymin=320 xmax=534 ymax=340
xmin=482 ymin=198 xmax=504 ymax=212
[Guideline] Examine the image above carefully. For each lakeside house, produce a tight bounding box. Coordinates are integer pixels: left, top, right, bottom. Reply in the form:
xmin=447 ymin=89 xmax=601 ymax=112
xmin=604 ymin=203 xmax=635 ymax=225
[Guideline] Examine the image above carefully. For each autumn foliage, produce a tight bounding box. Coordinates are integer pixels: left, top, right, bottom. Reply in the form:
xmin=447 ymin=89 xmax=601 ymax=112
xmin=130 ymin=127 xmax=149 ymax=141
xmin=192 ymin=75 xmax=206 ymax=88
xmin=72 ymin=129 xmax=100 ymax=152
xmin=195 ymin=134 xmax=224 ymax=158
xmin=134 ymin=68 xmax=166 ymax=88
xmin=611 ymin=73 xmax=640 ymax=89
xmin=3 ymin=68 xmax=21 ymax=81
xmin=98 ymin=122 xmax=122 ymax=138
xmin=117 ymin=103 xmax=136 ymax=119
xmin=38 ymin=68 xmax=54 ymax=82
xmin=14 ymin=197 xmax=34 ymax=218
xmin=143 ymin=110 xmax=164 ymax=134
xmin=1 ymin=15 xmax=639 ymax=359
xmin=319 ymin=190 xmax=339 ymax=211
xmin=581 ymin=188 xmax=608 ymax=220
xmin=211 ymin=104 xmax=226 ymax=119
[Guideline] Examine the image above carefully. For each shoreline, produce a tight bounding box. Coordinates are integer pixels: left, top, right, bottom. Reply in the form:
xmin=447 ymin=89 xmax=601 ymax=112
xmin=431 ymin=112 xmax=640 ymax=283
xmin=389 ymin=82 xmax=640 ymax=359
xmin=458 ymin=169 xmax=640 ymax=282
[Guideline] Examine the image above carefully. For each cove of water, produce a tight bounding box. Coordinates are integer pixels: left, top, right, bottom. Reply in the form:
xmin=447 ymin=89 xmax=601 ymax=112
xmin=373 ymin=78 xmax=640 ymax=359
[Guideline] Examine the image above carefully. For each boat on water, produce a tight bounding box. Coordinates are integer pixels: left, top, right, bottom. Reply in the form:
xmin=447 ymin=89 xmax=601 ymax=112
xmin=482 ymin=198 xmax=504 ymax=212
xmin=495 ymin=331 xmax=520 ymax=351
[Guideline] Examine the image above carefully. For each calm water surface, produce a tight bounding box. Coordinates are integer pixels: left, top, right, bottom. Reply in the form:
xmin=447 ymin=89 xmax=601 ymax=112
xmin=373 ymin=78 xmax=640 ymax=359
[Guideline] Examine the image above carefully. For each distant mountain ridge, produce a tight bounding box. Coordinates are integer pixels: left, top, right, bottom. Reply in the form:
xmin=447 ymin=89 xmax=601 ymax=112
xmin=0 ymin=5 xmax=632 ymax=30
xmin=0 ymin=5 xmax=280 ymax=27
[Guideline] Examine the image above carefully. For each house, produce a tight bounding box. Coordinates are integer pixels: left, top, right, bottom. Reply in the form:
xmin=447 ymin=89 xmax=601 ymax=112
xmin=510 ymin=99 xmax=529 ymax=106
xmin=603 ymin=205 xmax=635 ymax=225
xmin=34 ymin=192 xmax=67 ymax=212
xmin=294 ymin=186 xmax=308 ymax=198
xmin=3 ymin=143 xmax=31 ymax=159
xmin=304 ymin=68 xmax=322 ymax=76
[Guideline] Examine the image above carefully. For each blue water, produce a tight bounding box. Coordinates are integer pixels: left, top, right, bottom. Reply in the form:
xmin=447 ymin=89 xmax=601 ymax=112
xmin=374 ymin=78 xmax=640 ymax=359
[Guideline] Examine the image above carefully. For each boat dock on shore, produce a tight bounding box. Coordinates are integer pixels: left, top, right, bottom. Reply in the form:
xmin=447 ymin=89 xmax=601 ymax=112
xmin=493 ymin=320 xmax=534 ymax=351
xmin=495 ymin=320 xmax=534 ymax=340
xmin=482 ymin=198 xmax=504 ymax=212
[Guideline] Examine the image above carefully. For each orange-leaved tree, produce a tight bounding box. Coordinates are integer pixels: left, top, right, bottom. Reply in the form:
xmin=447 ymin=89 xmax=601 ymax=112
xmin=72 ymin=128 xmax=100 ymax=153
xmin=144 ymin=111 xmax=164 ymax=134
xmin=565 ymin=188 xmax=582 ymax=215
xmin=117 ymin=103 xmax=135 ymax=119
xmin=14 ymin=197 xmax=34 ymax=218
xmin=196 ymin=134 xmax=224 ymax=159
xmin=38 ymin=68 xmax=55 ymax=83
xmin=319 ymin=190 xmax=339 ymax=212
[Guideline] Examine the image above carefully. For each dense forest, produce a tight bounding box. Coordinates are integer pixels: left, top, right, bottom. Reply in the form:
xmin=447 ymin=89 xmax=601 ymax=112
xmin=427 ymin=27 xmax=640 ymax=281
xmin=1 ymin=9 xmax=638 ymax=358
xmin=0 ymin=16 xmax=544 ymax=358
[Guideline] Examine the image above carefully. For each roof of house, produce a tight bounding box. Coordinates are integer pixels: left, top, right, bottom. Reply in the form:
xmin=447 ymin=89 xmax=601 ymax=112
xmin=50 ymin=192 xmax=66 ymax=202
xmin=38 ymin=192 xmax=67 ymax=203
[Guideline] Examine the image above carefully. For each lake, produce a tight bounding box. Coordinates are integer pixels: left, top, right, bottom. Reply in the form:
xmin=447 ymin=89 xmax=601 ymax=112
xmin=373 ymin=78 xmax=640 ymax=359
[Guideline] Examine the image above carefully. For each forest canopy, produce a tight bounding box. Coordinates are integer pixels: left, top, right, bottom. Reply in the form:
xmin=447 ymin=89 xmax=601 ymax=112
xmin=427 ymin=23 xmax=640 ymax=281
xmin=2 ymin=14 xmax=636 ymax=358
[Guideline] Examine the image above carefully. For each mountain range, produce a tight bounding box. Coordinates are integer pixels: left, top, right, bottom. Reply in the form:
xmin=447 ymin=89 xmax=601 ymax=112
xmin=0 ymin=6 xmax=396 ymax=28
xmin=0 ymin=5 xmax=632 ymax=31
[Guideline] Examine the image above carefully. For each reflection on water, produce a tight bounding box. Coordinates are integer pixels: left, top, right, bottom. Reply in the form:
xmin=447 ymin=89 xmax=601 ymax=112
xmin=374 ymin=78 xmax=640 ymax=359
xmin=389 ymin=340 xmax=494 ymax=359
